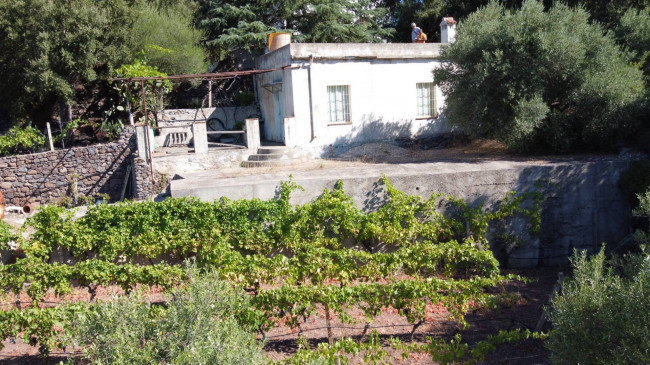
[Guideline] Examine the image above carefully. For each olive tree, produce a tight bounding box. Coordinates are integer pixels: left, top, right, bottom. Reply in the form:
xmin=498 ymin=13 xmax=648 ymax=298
xmin=433 ymin=0 xmax=646 ymax=153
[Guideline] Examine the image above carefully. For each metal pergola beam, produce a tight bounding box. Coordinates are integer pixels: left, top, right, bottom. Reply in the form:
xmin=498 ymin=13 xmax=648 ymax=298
xmin=108 ymin=65 xmax=300 ymax=82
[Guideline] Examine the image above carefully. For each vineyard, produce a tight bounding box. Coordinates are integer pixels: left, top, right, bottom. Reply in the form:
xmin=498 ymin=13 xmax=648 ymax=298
xmin=0 ymin=176 xmax=548 ymax=363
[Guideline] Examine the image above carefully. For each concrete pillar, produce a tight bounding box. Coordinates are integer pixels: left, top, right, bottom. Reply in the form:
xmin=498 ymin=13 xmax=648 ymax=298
xmin=192 ymin=121 xmax=208 ymax=154
xmin=135 ymin=125 xmax=153 ymax=161
xmin=245 ymin=118 xmax=261 ymax=150
xmin=283 ymin=117 xmax=297 ymax=147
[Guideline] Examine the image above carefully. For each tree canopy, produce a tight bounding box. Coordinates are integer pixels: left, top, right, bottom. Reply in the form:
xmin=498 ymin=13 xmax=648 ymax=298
xmin=616 ymin=7 xmax=650 ymax=82
xmin=0 ymin=0 xmax=112 ymax=122
xmin=433 ymin=0 xmax=646 ymax=153
xmin=0 ymin=0 xmax=206 ymax=128
xmin=128 ymin=0 xmax=207 ymax=76
xmin=195 ymin=0 xmax=395 ymax=60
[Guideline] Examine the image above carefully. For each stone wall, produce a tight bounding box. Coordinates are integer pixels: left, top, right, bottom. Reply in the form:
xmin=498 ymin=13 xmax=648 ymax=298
xmin=133 ymin=156 xmax=156 ymax=200
xmin=0 ymin=126 xmax=154 ymax=206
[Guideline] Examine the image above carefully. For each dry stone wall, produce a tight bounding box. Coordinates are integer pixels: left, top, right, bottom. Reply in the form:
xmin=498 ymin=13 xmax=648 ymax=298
xmin=0 ymin=126 xmax=155 ymax=206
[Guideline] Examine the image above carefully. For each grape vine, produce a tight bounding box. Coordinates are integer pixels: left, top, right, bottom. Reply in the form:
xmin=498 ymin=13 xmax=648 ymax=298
xmin=0 ymin=176 xmax=545 ymax=360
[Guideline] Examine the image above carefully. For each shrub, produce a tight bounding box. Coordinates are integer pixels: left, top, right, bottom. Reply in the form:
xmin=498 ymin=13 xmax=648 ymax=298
xmin=65 ymin=265 xmax=263 ymax=364
xmin=0 ymin=220 xmax=16 ymax=248
xmin=0 ymin=125 xmax=46 ymax=156
xmin=546 ymin=249 xmax=650 ymax=364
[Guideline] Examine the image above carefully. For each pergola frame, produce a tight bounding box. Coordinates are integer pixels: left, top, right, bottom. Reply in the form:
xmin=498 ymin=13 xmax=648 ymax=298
xmin=108 ymin=65 xmax=300 ymax=181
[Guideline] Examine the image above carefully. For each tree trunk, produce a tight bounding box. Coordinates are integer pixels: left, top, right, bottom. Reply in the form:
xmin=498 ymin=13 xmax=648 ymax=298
xmin=324 ymin=303 xmax=334 ymax=346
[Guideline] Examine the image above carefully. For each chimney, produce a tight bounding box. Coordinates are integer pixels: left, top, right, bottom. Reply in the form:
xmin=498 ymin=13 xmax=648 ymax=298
xmin=440 ymin=17 xmax=457 ymax=43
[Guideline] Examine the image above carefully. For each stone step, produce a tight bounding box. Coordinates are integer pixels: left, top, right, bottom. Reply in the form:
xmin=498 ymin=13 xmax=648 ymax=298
xmin=257 ymin=146 xmax=287 ymax=155
xmin=242 ymin=146 xmax=310 ymax=168
xmin=247 ymin=154 xmax=286 ymax=161
xmin=241 ymin=160 xmax=296 ymax=168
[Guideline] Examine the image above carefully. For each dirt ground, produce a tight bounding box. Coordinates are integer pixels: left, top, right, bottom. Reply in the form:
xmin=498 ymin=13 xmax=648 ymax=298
xmin=262 ymin=266 xmax=563 ymax=365
xmin=0 ymin=266 xmax=564 ymax=364
xmin=173 ymin=137 xmax=630 ymax=182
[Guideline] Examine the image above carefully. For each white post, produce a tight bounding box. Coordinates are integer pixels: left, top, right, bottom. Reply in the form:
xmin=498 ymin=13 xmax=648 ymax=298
xmin=245 ymin=118 xmax=261 ymax=150
xmin=135 ymin=125 xmax=153 ymax=160
xmin=46 ymin=122 xmax=54 ymax=151
xmin=283 ymin=117 xmax=297 ymax=147
xmin=192 ymin=122 xmax=209 ymax=154
xmin=127 ymin=99 xmax=134 ymax=126
xmin=208 ymin=80 xmax=213 ymax=108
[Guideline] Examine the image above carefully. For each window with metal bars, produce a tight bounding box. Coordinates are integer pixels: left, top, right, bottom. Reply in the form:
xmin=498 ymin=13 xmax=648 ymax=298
xmin=416 ymin=82 xmax=437 ymax=117
xmin=327 ymin=85 xmax=350 ymax=123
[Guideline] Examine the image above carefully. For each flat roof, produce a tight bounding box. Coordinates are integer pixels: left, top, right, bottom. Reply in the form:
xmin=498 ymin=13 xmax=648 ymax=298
xmin=285 ymin=43 xmax=444 ymax=60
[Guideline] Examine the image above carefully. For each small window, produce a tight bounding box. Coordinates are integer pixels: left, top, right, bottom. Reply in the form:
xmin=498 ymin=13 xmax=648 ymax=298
xmin=327 ymin=85 xmax=351 ymax=123
xmin=416 ymin=82 xmax=437 ymax=118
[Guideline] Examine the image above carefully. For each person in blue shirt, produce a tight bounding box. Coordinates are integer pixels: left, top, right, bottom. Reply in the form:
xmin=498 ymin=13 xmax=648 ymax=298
xmin=411 ymin=23 xmax=421 ymax=43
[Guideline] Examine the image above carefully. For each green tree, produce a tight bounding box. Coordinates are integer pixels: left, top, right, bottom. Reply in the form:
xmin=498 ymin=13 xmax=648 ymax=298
xmin=128 ymin=0 xmax=207 ymax=75
xmin=433 ymin=0 xmax=645 ymax=153
xmin=0 ymin=0 xmax=114 ymax=125
xmin=616 ymin=7 xmax=650 ymax=81
xmin=0 ymin=0 xmax=206 ymax=128
xmin=565 ymin=0 xmax=648 ymax=30
xmin=195 ymin=0 xmax=395 ymax=61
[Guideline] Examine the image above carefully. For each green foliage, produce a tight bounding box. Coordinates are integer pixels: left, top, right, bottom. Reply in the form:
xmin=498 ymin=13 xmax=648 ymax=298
xmin=392 ymin=329 xmax=548 ymax=364
xmin=433 ymin=0 xmax=646 ymax=153
xmin=0 ymin=303 xmax=88 ymax=355
xmin=128 ymin=0 xmax=207 ymax=75
xmin=0 ymin=0 xmax=119 ymax=121
xmin=65 ymin=265 xmax=263 ymax=365
xmin=109 ymin=54 xmax=171 ymax=130
xmin=52 ymin=118 xmax=93 ymax=147
xmin=633 ymin=189 xmax=650 ymax=247
xmin=195 ymin=0 xmax=395 ymax=60
xmin=566 ymin=0 xmax=648 ymax=30
xmin=0 ymin=125 xmax=46 ymax=156
xmin=616 ymin=7 xmax=650 ymax=81
xmin=0 ymin=220 xmax=16 ymax=249
xmin=277 ymin=333 xmax=388 ymax=364
xmin=0 ymin=178 xmax=542 ymax=357
xmin=0 ymin=0 xmax=205 ymax=127
xmin=546 ymin=248 xmax=650 ymax=364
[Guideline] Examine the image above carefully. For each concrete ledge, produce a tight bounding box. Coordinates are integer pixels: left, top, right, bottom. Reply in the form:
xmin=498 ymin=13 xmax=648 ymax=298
xmin=287 ymin=43 xmax=444 ymax=60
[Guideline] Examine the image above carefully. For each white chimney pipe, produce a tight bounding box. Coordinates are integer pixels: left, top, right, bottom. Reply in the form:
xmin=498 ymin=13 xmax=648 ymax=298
xmin=440 ymin=17 xmax=457 ymax=43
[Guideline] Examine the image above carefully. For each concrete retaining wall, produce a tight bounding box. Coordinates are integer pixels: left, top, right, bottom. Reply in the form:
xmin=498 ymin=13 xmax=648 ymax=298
xmin=171 ymin=159 xmax=632 ymax=267
xmin=152 ymin=150 xmax=251 ymax=176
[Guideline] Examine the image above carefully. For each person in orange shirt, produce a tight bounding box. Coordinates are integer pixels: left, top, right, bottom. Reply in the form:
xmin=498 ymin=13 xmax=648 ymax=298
xmin=416 ymin=29 xmax=427 ymax=43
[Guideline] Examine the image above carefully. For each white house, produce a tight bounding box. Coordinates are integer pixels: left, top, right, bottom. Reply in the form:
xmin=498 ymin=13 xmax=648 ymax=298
xmin=255 ymin=32 xmax=454 ymax=155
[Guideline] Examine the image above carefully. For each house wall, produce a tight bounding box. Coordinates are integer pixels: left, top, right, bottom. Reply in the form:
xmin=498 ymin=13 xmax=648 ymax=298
xmin=256 ymin=43 xmax=451 ymax=154
xmin=295 ymin=58 xmax=448 ymax=149
xmin=255 ymin=46 xmax=294 ymax=142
